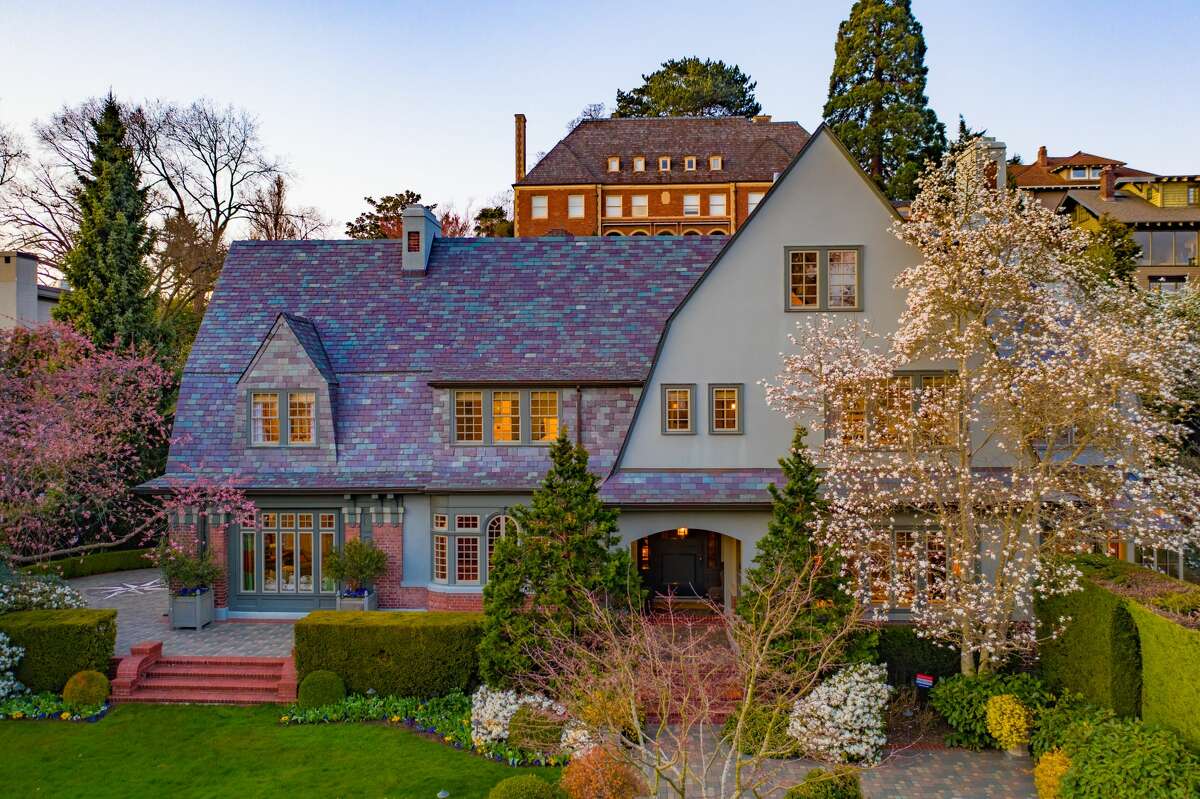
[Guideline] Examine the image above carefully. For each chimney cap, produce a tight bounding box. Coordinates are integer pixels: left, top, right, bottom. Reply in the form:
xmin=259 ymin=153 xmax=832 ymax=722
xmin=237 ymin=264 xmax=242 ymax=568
xmin=752 ymin=114 xmax=772 ymax=123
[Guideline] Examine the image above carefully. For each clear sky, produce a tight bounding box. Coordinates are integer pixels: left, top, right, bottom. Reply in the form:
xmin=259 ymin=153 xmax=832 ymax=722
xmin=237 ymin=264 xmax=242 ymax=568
xmin=2 ymin=0 xmax=1198 ymax=236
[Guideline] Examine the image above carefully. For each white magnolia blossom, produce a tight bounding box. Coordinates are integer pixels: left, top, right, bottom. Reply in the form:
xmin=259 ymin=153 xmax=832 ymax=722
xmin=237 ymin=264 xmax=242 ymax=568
xmin=788 ymin=662 xmax=891 ymax=764
xmin=469 ymin=685 xmax=582 ymax=752
xmin=765 ymin=145 xmax=1200 ymax=673
xmin=0 ymin=578 xmax=87 ymax=613
xmin=0 ymin=632 xmax=25 ymax=700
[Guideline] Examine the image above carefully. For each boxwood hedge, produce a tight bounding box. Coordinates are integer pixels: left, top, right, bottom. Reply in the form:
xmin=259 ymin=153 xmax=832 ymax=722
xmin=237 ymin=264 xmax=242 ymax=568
xmin=0 ymin=609 xmax=117 ymax=692
xmin=22 ymin=548 xmax=153 ymax=580
xmin=294 ymin=611 xmax=484 ymax=698
xmin=1126 ymin=601 xmax=1200 ymax=750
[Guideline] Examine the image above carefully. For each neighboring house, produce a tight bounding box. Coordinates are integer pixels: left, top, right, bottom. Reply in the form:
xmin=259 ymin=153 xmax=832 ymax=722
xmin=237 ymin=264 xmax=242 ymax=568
xmin=147 ymin=125 xmax=961 ymax=620
xmin=1010 ymin=148 xmax=1200 ymax=291
xmin=0 ymin=251 xmax=63 ymax=329
xmin=512 ymin=114 xmax=808 ymax=238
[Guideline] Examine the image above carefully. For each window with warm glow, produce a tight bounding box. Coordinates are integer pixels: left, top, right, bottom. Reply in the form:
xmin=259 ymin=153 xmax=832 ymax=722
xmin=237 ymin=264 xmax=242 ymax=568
xmin=631 ymin=195 xmax=649 ymax=218
xmin=531 ymin=391 xmax=559 ymax=441
xmin=788 ymin=250 xmax=819 ymax=308
xmin=433 ymin=535 xmax=448 ymax=582
xmin=456 ymin=537 xmax=480 ymax=582
xmin=531 ymin=195 xmax=548 ymax=219
xmin=455 ymin=514 xmax=480 ymax=531
xmin=487 ymin=515 xmax=515 ymax=573
xmin=710 ymin=385 xmax=742 ymax=434
xmin=288 ymin=391 xmax=315 ymax=445
xmin=454 ymin=391 xmax=483 ymax=443
xmin=433 ymin=513 xmax=448 ymax=531
xmin=663 ymin=385 xmax=693 ymax=433
xmin=251 ymin=392 xmax=280 ymax=445
xmin=871 ymin=377 xmax=913 ymax=449
xmin=918 ymin=374 xmax=958 ymax=446
xmin=683 ymin=194 xmax=700 ymax=216
xmin=827 ymin=249 xmax=859 ymax=308
xmin=492 ymin=391 xmax=521 ymax=442
xmin=709 ymin=194 xmax=727 ymax=217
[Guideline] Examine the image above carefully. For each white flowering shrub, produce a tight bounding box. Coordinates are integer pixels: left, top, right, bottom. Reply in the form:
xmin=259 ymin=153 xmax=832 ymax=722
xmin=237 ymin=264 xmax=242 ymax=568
xmin=0 ymin=578 xmax=87 ymax=613
xmin=470 ymin=685 xmax=590 ymax=753
xmin=788 ymin=662 xmax=891 ymax=765
xmin=0 ymin=632 xmax=25 ymax=699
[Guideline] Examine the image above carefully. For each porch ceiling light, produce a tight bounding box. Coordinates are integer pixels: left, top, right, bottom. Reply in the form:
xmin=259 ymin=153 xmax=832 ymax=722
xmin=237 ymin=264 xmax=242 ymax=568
xmin=676 ymin=527 xmax=689 ymax=538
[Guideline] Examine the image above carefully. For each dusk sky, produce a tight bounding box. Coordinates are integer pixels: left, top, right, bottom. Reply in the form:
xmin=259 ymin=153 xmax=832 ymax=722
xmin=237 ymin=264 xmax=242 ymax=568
xmin=3 ymin=0 xmax=1197 ymax=236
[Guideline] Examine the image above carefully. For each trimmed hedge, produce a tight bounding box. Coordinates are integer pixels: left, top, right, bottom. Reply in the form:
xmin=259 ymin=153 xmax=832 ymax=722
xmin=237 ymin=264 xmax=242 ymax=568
xmin=487 ymin=775 xmax=559 ymax=799
xmin=23 ymin=548 xmax=153 ymax=580
xmin=297 ymin=670 xmax=345 ymax=709
xmin=62 ymin=670 xmax=110 ymax=707
xmin=294 ymin=611 xmax=484 ymax=698
xmin=1035 ymin=578 xmax=1141 ymax=717
xmin=0 ymin=609 xmax=116 ymax=692
xmin=875 ymin=625 xmax=960 ymax=687
xmin=1126 ymin=601 xmax=1200 ymax=750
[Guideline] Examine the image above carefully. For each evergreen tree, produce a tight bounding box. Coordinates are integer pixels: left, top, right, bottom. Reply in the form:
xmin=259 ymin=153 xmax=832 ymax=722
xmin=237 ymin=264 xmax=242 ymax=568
xmin=1085 ymin=213 xmax=1141 ymax=288
xmin=823 ymin=0 xmax=946 ymax=200
xmin=612 ymin=57 xmax=761 ymax=118
xmin=53 ymin=95 xmax=159 ymax=351
xmin=738 ymin=429 xmax=871 ymax=671
xmin=344 ymin=191 xmax=429 ymax=239
xmin=480 ymin=429 xmax=643 ymax=687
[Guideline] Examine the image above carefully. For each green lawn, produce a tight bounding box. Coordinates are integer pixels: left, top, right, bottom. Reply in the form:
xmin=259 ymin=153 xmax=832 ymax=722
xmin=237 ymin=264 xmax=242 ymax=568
xmin=0 ymin=704 xmax=559 ymax=798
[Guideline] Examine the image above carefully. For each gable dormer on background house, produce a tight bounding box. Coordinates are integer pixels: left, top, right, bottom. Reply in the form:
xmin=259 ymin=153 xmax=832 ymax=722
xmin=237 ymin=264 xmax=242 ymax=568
xmin=512 ymin=114 xmax=808 ymax=237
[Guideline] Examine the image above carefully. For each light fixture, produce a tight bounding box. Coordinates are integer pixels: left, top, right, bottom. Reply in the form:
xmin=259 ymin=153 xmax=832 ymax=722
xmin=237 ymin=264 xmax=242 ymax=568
xmin=676 ymin=527 xmax=689 ymax=538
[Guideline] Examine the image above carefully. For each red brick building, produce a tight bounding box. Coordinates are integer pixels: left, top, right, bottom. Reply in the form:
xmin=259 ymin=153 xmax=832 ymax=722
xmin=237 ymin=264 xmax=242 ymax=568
xmin=512 ymin=114 xmax=809 ymax=237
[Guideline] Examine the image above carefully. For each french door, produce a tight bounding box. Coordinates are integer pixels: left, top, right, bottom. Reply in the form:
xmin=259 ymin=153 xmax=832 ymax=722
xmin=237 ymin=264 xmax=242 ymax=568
xmin=236 ymin=510 xmax=338 ymax=607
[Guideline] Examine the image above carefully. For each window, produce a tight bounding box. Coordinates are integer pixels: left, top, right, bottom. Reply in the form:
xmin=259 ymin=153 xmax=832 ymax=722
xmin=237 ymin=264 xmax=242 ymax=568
xmin=433 ymin=513 xmax=448 ymax=531
xmin=827 ymin=249 xmax=859 ymax=309
xmin=747 ymin=191 xmax=765 ymax=216
xmin=633 ymin=156 xmax=646 ymax=172
xmin=288 ymin=391 xmax=315 ymax=445
xmin=918 ymin=374 xmax=959 ymax=446
xmin=407 ymin=231 xmax=421 ymax=252
xmin=788 ymin=250 xmax=819 ymax=309
xmin=487 ymin=515 xmax=515 ymax=572
xmin=871 ymin=377 xmax=913 ymax=449
xmin=864 ymin=529 xmax=943 ymax=608
xmin=607 ymin=156 xmax=620 ymax=172
xmin=709 ymin=384 xmax=743 ymax=434
xmin=433 ymin=535 xmax=448 ymax=582
xmin=1189 ymin=187 xmax=1199 ymax=206
xmin=491 ymin=391 xmax=521 ymax=442
xmin=456 ymin=514 xmax=480 ymax=531
xmin=251 ymin=392 xmax=280 ymax=445
xmin=631 ymin=195 xmax=649 ymax=218
xmin=1152 ymin=231 xmax=1174 ymax=265
xmin=1090 ymin=167 xmax=1104 ymax=179
xmin=531 ymin=391 xmax=559 ymax=441
xmin=1177 ymin=231 xmax=1198 ymax=266
xmin=243 ymin=508 xmax=334 ymax=596
xmin=662 ymin=385 xmax=694 ymax=434
xmin=318 ymin=513 xmax=336 ymax=593
xmin=684 ymin=156 xmax=697 ymax=171
xmin=658 ymin=156 xmax=671 ymax=171
xmin=1150 ymin=275 xmax=1187 ymax=295
xmin=1070 ymin=167 xmax=1088 ymax=179
xmin=1134 ymin=230 xmax=1152 ymax=265
xmin=683 ymin=194 xmax=700 ymax=216
xmin=830 ymin=372 xmax=957 ymax=450
xmin=709 ymin=155 xmax=723 ymax=171
xmin=454 ymin=390 xmax=484 ymax=443
xmin=567 ymin=194 xmax=585 ymax=219
xmin=456 ymin=537 xmax=480 ymax=582
xmin=606 ymin=195 xmax=622 ymax=218
xmin=708 ymin=194 xmax=727 ymax=217
xmin=531 ymin=195 xmax=548 ymax=219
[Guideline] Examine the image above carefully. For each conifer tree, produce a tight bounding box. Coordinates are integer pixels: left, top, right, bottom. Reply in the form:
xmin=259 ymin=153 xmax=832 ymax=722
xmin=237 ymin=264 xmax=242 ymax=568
xmin=480 ymin=429 xmax=643 ymax=687
xmin=823 ymin=0 xmax=946 ymax=201
xmin=53 ymin=95 xmax=159 ymax=352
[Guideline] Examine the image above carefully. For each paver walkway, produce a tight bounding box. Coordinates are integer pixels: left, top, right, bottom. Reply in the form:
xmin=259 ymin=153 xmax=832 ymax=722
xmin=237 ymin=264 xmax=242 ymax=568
xmin=70 ymin=568 xmax=294 ymax=657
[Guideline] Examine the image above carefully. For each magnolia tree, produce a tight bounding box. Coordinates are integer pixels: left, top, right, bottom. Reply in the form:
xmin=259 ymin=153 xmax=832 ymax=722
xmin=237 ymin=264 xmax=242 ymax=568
xmin=765 ymin=145 xmax=1200 ymax=675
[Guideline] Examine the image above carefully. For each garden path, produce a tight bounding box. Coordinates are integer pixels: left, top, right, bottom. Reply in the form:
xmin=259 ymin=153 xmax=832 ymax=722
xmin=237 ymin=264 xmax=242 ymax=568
xmin=70 ymin=568 xmax=294 ymax=657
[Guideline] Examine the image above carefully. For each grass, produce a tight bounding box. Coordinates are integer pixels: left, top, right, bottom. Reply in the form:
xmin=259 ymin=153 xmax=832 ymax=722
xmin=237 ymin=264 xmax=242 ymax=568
xmin=0 ymin=703 xmax=560 ymax=798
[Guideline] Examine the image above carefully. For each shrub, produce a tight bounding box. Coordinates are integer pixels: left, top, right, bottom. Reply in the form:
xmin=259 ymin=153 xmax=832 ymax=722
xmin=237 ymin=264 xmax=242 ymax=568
xmin=295 ymin=610 xmax=482 ymax=698
xmin=322 ymin=539 xmax=387 ymax=595
xmin=985 ymin=694 xmax=1032 ymax=751
xmin=929 ymin=672 xmax=1049 ymax=750
xmin=784 ymin=766 xmax=863 ymax=799
xmin=62 ymin=670 xmax=109 ymax=707
xmin=1126 ymin=600 xmax=1200 ymax=749
xmin=0 ymin=577 xmax=87 ymax=613
xmin=152 ymin=538 xmax=221 ymax=592
xmin=23 ymin=548 xmax=153 ymax=580
xmin=297 ymin=670 xmax=345 ymax=709
xmin=1058 ymin=716 xmax=1200 ymax=798
xmin=722 ymin=699 xmax=801 ymax=758
xmin=507 ymin=704 xmax=565 ymax=755
xmin=470 ymin=685 xmax=565 ymax=748
xmin=875 ymin=625 xmax=960 ymax=687
xmin=560 ymin=746 xmax=646 ymax=799
xmin=486 ymin=774 xmax=559 ymax=799
xmin=0 ymin=632 xmax=23 ymax=699
xmin=1030 ymin=693 xmax=1113 ymax=760
xmin=1033 ymin=749 xmax=1070 ymax=799
xmin=0 ymin=609 xmax=116 ymax=692
xmin=1148 ymin=589 xmax=1200 ymax=616
xmin=788 ymin=662 xmax=891 ymax=765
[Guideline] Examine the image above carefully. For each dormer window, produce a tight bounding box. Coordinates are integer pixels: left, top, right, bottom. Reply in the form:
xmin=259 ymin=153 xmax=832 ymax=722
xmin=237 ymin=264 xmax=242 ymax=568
xmin=684 ymin=156 xmax=697 ymax=171
xmin=633 ymin=156 xmax=646 ymax=172
xmin=659 ymin=156 xmax=671 ymax=172
xmin=607 ymin=156 xmax=621 ymax=172
xmin=709 ymin=155 xmax=723 ymax=171
xmin=1070 ymin=167 xmax=1088 ymax=180
xmin=250 ymin=390 xmax=317 ymax=447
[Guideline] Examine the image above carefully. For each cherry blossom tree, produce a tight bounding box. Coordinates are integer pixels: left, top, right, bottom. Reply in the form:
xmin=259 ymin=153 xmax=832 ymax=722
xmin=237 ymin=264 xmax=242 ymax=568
xmin=765 ymin=144 xmax=1200 ymax=675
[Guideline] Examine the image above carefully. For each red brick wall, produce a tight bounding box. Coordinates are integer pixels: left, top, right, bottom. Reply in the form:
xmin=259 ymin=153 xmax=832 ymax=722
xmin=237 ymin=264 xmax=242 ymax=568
xmin=515 ymin=187 xmax=597 ymax=237
xmin=396 ymin=587 xmax=429 ymax=609
xmin=209 ymin=522 xmax=229 ymax=609
xmin=427 ymin=591 xmax=484 ymax=612
xmin=735 ymin=184 xmax=773 ymax=227
xmin=344 ymin=522 xmax=360 ymax=542
xmin=373 ymin=522 xmax=404 ymax=608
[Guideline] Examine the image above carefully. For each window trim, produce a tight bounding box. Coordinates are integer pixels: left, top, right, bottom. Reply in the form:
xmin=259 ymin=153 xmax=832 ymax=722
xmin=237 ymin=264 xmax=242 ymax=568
xmin=1070 ymin=166 xmax=1088 ymax=180
xmin=683 ymin=194 xmax=701 ymax=217
xmin=452 ymin=388 xmax=561 ymax=446
xmin=567 ymin=194 xmax=585 ymax=219
xmin=709 ymin=155 xmax=723 ymax=171
xmin=633 ymin=156 xmax=646 ymax=172
xmin=661 ymin=383 xmax=697 ymax=435
xmin=827 ymin=370 xmax=958 ymax=451
xmin=452 ymin=389 xmax=485 ymax=444
xmin=247 ymin=390 xmax=320 ymax=449
xmin=530 ymin=194 xmax=548 ymax=220
xmin=631 ymin=194 xmax=649 ymax=218
xmin=708 ymin=383 xmax=744 ymax=435
xmin=783 ymin=245 xmax=864 ymax=312
xmin=607 ymin=156 xmax=621 ymax=172
xmin=658 ymin=156 xmax=671 ymax=172
xmin=605 ymin=194 xmax=623 ymax=218
xmin=684 ymin=156 xmax=697 ymax=171
xmin=746 ymin=191 xmax=765 ymax=217
xmin=708 ymin=193 xmax=727 ymax=217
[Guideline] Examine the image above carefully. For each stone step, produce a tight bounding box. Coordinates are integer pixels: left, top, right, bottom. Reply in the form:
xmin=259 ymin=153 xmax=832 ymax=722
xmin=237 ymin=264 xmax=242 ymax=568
xmin=155 ymin=656 xmax=289 ymax=668
xmin=139 ymin=675 xmax=286 ymax=693
xmin=113 ymin=644 xmax=295 ymax=706
xmin=118 ymin=689 xmax=281 ymax=705
xmin=148 ymin=663 xmax=283 ymax=680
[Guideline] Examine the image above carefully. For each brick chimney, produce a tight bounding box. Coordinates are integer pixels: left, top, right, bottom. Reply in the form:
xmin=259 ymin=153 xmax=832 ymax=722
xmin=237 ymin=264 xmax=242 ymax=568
xmin=752 ymin=115 xmax=772 ymax=124
xmin=1099 ymin=165 xmax=1116 ymax=201
xmin=514 ymin=113 xmax=527 ymax=182
xmin=401 ymin=205 xmax=441 ymax=273
xmin=1036 ymin=145 xmax=1048 ymax=166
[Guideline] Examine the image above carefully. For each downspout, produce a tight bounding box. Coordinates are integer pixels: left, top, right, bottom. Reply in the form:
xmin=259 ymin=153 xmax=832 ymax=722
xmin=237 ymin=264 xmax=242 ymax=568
xmin=575 ymin=385 xmax=583 ymax=445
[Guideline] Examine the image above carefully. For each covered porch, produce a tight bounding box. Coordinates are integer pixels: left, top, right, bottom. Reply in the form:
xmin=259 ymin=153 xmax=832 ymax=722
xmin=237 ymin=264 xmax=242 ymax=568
xmin=633 ymin=527 xmax=742 ymax=612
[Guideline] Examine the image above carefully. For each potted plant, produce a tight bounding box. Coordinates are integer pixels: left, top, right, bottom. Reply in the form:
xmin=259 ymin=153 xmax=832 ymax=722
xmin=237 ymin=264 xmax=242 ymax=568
xmin=324 ymin=539 xmax=387 ymax=611
xmin=154 ymin=538 xmax=221 ymax=630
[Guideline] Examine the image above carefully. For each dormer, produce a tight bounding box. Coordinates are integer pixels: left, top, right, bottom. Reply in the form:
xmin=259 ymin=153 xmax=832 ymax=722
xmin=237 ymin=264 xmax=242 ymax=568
xmin=607 ymin=156 xmax=621 ymax=173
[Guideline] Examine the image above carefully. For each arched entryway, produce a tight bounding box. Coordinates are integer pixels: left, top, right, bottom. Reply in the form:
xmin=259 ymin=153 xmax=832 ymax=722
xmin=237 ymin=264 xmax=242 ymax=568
xmin=634 ymin=528 xmax=740 ymax=610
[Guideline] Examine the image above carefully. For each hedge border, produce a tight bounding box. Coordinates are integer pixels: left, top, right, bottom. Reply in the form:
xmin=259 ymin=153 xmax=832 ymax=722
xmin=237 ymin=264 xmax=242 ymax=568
xmin=1126 ymin=601 xmax=1200 ymax=750
xmin=0 ymin=609 xmax=117 ymax=693
xmin=22 ymin=548 xmax=153 ymax=580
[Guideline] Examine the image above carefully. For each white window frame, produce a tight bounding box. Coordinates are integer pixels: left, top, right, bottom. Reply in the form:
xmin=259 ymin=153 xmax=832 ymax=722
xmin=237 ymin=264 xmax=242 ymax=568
xmin=631 ymin=195 xmax=649 ymax=218
xmin=684 ymin=156 xmax=697 ymax=171
xmin=1070 ymin=167 xmax=1088 ymax=179
xmin=607 ymin=156 xmax=620 ymax=172
xmin=683 ymin=194 xmax=700 ymax=217
xmin=747 ymin=191 xmax=765 ymax=216
xmin=709 ymin=155 xmax=723 ymax=171
xmin=661 ymin=384 xmax=696 ymax=435
xmin=531 ymin=194 xmax=548 ymax=220
xmin=658 ymin=156 xmax=671 ymax=172
xmin=708 ymin=193 xmax=727 ymax=217
xmin=567 ymin=194 xmax=585 ymax=219
xmin=605 ymin=195 xmax=623 ymax=218
xmin=633 ymin=156 xmax=646 ymax=172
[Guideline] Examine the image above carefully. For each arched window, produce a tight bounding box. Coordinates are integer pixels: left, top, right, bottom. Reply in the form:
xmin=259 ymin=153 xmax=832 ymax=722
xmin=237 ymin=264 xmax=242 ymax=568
xmin=630 ymin=230 xmax=649 ymax=237
xmin=487 ymin=515 xmax=518 ymax=572
xmin=708 ymin=229 xmax=727 ymax=236
xmin=605 ymin=230 xmax=623 ymax=237
xmin=682 ymin=229 xmax=701 ymax=236
xmin=656 ymin=230 xmax=675 ymax=236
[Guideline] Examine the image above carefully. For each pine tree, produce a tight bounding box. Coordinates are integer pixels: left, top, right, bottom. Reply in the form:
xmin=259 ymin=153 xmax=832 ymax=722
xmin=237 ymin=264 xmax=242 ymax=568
xmin=823 ymin=0 xmax=946 ymax=201
xmin=53 ymin=95 xmax=159 ymax=351
xmin=612 ymin=57 xmax=761 ymax=118
xmin=480 ymin=429 xmax=643 ymax=687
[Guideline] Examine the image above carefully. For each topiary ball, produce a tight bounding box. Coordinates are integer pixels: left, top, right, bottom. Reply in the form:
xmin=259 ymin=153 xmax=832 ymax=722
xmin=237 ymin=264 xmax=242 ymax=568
xmin=507 ymin=704 xmax=566 ymax=755
xmin=784 ymin=766 xmax=864 ymax=799
xmin=62 ymin=670 xmax=110 ymax=708
xmin=486 ymin=774 xmax=559 ymax=799
xmin=297 ymin=670 xmax=346 ymax=709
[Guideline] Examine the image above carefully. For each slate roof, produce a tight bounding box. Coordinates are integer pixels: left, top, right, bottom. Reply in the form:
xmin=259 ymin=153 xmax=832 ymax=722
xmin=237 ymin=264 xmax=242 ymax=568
xmin=599 ymin=469 xmax=784 ymax=506
xmin=519 ymin=117 xmax=809 ymax=186
xmin=276 ymin=313 xmax=337 ymax=384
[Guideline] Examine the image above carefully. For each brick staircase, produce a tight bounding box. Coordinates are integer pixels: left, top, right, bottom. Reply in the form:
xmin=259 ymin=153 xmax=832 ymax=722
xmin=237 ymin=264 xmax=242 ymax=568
xmin=112 ymin=642 xmax=297 ymax=705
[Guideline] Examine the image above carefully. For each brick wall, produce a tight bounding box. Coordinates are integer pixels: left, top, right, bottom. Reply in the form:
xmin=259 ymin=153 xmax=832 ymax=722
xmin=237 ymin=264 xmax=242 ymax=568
xmin=515 ymin=187 xmax=597 ymax=237
xmin=735 ymin=184 xmax=773 ymax=227
xmin=427 ymin=590 xmax=484 ymax=611
xmin=209 ymin=522 xmax=229 ymax=609
xmin=373 ymin=521 xmax=404 ymax=608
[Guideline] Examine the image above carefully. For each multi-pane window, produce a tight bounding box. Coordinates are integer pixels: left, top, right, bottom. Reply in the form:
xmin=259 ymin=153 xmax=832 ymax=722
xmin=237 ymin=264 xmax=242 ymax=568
xmin=607 ymin=156 xmax=620 ymax=172
xmin=663 ymin=385 xmax=694 ymax=433
xmin=568 ymin=194 xmax=585 ymax=219
xmin=658 ymin=156 xmax=671 ymax=171
xmin=531 ymin=391 xmax=559 ymax=441
xmin=1071 ymin=167 xmax=1088 ymax=179
xmin=709 ymin=194 xmax=727 ymax=217
xmin=242 ymin=509 xmax=332 ymax=596
xmin=918 ymin=374 xmax=958 ymax=446
xmin=456 ymin=514 xmax=480 ymax=531
xmin=1189 ymin=186 xmax=1199 ymax=206
xmin=454 ymin=391 xmax=484 ymax=443
xmin=318 ymin=513 xmax=336 ymax=593
xmin=433 ymin=513 xmax=448 ymax=531
xmin=710 ymin=385 xmax=742 ymax=434
xmin=788 ymin=250 xmax=819 ymax=308
xmin=747 ymin=191 xmax=765 ymax=216
xmin=633 ymin=156 xmax=646 ymax=172
xmin=251 ymin=393 xmax=280 ymax=445
xmin=631 ymin=195 xmax=649 ymax=218
xmin=865 ymin=529 xmax=943 ymax=608
xmin=709 ymin=155 xmax=723 ymax=170
xmin=605 ymin=195 xmax=622 ymax=218
xmin=487 ymin=515 xmax=515 ymax=573
xmin=288 ymin=391 xmax=315 ymax=445
xmin=684 ymin=156 xmax=697 ymax=171
xmin=827 ymin=250 xmax=859 ymax=308
xmin=872 ymin=377 xmax=913 ymax=449
xmin=531 ymin=195 xmax=548 ymax=219
xmin=433 ymin=535 xmax=448 ymax=582
xmin=683 ymin=194 xmax=700 ymax=216
xmin=456 ymin=537 xmax=480 ymax=582
xmin=492 ymin=391 xmax=521 ymax=443
xmin=831 ymin=373 xmax=957 ymax=449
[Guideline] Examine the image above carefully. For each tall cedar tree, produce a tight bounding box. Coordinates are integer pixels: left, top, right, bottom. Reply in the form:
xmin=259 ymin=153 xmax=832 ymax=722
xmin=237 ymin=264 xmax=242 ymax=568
xmin=823 ymin=0 xmax=946 ymax=201
xmin=480 ymin=430 xmax=643 ymax=687
xmin=738 ymin=429 xmax=871 ymax=671
xmin=612 ymin=57 xmax=761 ymax=118
xmin=53 ymin=95 xmax=159 ymax=352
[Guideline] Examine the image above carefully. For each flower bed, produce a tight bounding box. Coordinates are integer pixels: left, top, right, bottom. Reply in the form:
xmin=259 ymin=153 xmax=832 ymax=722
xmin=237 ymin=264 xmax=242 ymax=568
xmin=0 ymin=692 xmax=108 ymax=723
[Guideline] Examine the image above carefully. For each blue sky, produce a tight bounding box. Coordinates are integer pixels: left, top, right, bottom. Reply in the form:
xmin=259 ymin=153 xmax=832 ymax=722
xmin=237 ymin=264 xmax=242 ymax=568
xmin=2 ymin=0 xmax=1197 ymax=234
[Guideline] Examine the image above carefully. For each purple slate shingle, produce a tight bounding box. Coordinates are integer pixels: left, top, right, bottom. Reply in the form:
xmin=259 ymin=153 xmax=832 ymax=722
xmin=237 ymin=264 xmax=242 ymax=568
xmin=599 ymin=469 xmax=785 ymax=506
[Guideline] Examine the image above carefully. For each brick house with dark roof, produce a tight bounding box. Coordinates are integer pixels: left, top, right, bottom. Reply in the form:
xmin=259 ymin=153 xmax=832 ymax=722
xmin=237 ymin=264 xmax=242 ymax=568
xmin=512 ymin=114 xmax=808 ymax=238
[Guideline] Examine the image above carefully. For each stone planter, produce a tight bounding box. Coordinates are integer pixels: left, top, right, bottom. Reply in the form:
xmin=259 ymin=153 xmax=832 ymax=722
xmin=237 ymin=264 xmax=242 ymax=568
xmin=170 ymin=588 xmax=215 ymax=630
xmin=336 ymin=590 xmax=378 ymax=611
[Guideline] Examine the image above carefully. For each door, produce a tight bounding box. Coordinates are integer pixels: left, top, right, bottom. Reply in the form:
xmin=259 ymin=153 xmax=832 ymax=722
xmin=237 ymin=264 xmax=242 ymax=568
xmin=229 ymin=509 xmax=339 ymax=612
xmin=652 ymin=534 xmax=706 ymax=597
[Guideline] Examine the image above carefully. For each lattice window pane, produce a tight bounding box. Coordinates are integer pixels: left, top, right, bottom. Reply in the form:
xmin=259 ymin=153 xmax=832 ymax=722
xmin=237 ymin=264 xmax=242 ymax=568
xmin=531 ymin=391 xmax=559 ymax=441
xmin=712 ymin=387 xmax=739 ymax=431
xmin=433 ymin=535 xmax=448 ymax=581
xmin=492 ymin=391 xmax=521 ymax=442
xmin=252 ymin=393 xmax=280 ymax=444
xmin=827 ymin=250 xmax=858 ymax=308
xmin=288 ymin=391 xmax=315 ymax=444
xmin=456 ymin=537 xmax=480 ymax=583
xmin=455 ymin=391 xmax=483 ymax=442
xmin=665 ymin=388 xmax=692 ymax=432
xmin=789 ymin=251 xmax=818 ymax=308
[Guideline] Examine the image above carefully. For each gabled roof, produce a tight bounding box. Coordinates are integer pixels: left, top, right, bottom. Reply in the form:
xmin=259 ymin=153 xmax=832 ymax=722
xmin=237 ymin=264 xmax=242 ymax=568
xmin=1052 ymin=151 xmax=1126 ymax=168
xmin=519 ymin=116 xmax=809 ymax=186
xmin=1011 ymin=150 xmax=1157 ymax=189
xmin=239 ymin=312 xmax=337 ymax=385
